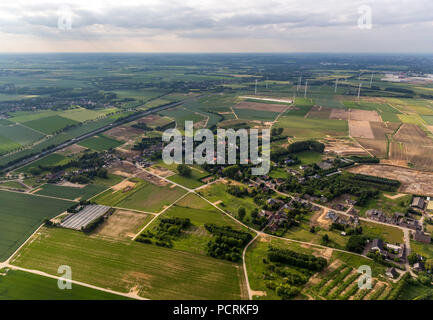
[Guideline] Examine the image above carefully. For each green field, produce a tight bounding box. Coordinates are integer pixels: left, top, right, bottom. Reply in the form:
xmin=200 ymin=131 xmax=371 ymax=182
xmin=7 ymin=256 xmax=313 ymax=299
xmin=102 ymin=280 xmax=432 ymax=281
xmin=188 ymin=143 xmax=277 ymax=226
xmin=0 ymin=269 xmax=130 ymax=300
xmin=233 ymin=108 xmax=280 ymax=121
xmin=0 ymin=124 xmax=45 ymax=145
xmin=0 ymin=136 xmax=21 ymax=154
xmin=17 ymin=154 xmax=71 ymax=174
xmin=0 ymin=190 xmax=73 ymax=261
xmin=411 ymin=240 xmax=433 ymax=259
xmin=78 ymin=134 xmax=123 ymax=151
xmin=61 ymin=107 xmax=118 ymax=122
xmin=275 ymin=115 xmax=348 ymax=139
xmin=356 ymin=193 xmax=411 ymax=217
xmin=146 ymin=193 xmax=250 ymax=255
xmin=11 ymin=227 xmax=246 ymax=299
xmin=156 ymin=163 xmax=209 ymax=189
xmin=22 ymin=115 xmax=79 ymax=134
xmin=35 ymin=184 xmax=107 ymax=200
xmin=360 ymin=221 xmax=404 ymax=244
xmin=94 ymin=178 xmax=187 ymax=213
xmin=198 ymin=181 xmax=259 ymax=227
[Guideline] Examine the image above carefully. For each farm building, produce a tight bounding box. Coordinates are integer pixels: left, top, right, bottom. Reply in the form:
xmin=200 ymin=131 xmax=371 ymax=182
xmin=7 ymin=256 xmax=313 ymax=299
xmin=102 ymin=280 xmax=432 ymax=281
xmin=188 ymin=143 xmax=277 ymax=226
xmin=411 ymin=197 xmax=426 ymax=210
xmin=60 ymin=204 xmax=111 ymax=231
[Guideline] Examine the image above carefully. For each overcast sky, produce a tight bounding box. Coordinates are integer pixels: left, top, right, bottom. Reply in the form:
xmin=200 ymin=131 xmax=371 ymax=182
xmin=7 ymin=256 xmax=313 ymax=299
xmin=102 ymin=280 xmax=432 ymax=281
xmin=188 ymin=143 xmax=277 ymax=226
xmin=1 ymin=0 xmax=432 ymax=53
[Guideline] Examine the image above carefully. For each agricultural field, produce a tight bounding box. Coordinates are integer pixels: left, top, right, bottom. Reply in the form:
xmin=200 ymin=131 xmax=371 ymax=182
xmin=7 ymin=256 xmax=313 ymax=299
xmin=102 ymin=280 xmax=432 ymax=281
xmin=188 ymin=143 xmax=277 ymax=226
xmin=22 ymin=115 xmax=79 ymax=134
xmin=0 ymin=190 xmax=73 ymax=261
xmin=144 ymin=193 xmax=249 ymax=255
xmin=155 ymin=162 xmax=210 ymax=189
xmin=61 ymin=107 xmax=118 ymax=122
xmin=274 ymin=115 xmax=348 ymax=140
xmin=34 ymin=183 xmax=107 ymax=201
xmin=0 ymin=269 xmax=130 ymax=300
xmin=94 ymin=177 xmax=187 ymax=213
xmin=245 ymin=236 xmax=387 ymax=300
xmin=0 ymin=136 xmax=21 ymax=155
xmin=197 ymin=181 xmax=261 ymax=227
xmin=78 ymin=134 xmax=124 ymax=152
xmin=95 ymin=209 xmax=153 ymax=240
xmin=0 ymin=123 xmax=45 ymax=146
xmin=11 ymin=227 xmax=246 ymax=300
xmin=16 ymin=153 xmax=72 ymax=174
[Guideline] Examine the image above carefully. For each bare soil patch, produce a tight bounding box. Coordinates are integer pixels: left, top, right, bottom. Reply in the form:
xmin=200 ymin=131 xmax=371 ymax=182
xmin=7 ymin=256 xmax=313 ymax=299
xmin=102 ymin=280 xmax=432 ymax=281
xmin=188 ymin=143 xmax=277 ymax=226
xmin=347 ymin=164 xmax=433 ymax=196
xmin=109 ymin=161 xmax=141 ymax=175
xmin=136 ymin=170 xmax=169 ymax=186
xmin=349 ymin=109 xmax=382 ymax=122
xmin=324 ymin=138 xmax=368 ymax=156
xmin=147 ymin=166 xmax=175 ymax=178
xmin=356 ymin=138 xmax=388 ymax=157
xmin=96 ymin=209 xmax=150 ymax=239
xmin=56 ymin=181 xmax=87 ymax=188
xmin=105 ymin=125 xmax=142 ymax=141
xmin=112 ymin=180 xmax=136 ymax=192
xmin=349 ymin=120 xmax=374 ymax=139
xmin=308 ymin=106 xmax=332 ymax=119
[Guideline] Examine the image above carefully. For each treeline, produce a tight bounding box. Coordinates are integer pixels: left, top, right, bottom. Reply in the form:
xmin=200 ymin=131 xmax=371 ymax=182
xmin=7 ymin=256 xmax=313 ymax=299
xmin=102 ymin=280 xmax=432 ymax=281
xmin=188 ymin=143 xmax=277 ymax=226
xmin=267 ymin=247 xmax=327 ymax=271
xmin=132 ymin=123 xmax=153 ymax=131
xmin=387 ymin=273 xmax=411 ymax=300
xmin=204 ymin=224 xmax=253 ymax=262
xmin=287 ymin=140 xmax=325 ymax=153
xmin=349 ymin=156 xmax=380 ymax=163
xmin=135 ymin=216 xmax=191 ymax=248
xmin=350 ymin=174 xmax=400 ymax=188
xmin=132 ymin=137 xmax=162 ymax=151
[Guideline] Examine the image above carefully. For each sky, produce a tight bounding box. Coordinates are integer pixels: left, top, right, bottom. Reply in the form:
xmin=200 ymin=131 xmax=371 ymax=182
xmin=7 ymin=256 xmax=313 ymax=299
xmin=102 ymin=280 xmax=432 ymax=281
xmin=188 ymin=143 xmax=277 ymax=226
xmin=0 ymin=0 xmax=432 ymax=53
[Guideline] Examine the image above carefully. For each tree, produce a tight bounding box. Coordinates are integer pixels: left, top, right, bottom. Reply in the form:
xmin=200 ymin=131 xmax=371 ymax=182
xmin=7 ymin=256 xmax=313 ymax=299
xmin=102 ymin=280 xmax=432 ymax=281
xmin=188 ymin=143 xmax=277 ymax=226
xmin=238 ymin=207 xmax=246 ymax=221
xmin=407 ymin=252 xmax=419 ymax=265
xmin=177 ymin=164 xmax=191 ymax=177
xmin=222 ymin=165 xmax=240 ymax=179
xmin=345 ymin=235 xmax=366 ymax=253
xmin=425 ymin=259 xmax=433 ymax=272
xmin=321 ymin=234 xmax=330 ymax=244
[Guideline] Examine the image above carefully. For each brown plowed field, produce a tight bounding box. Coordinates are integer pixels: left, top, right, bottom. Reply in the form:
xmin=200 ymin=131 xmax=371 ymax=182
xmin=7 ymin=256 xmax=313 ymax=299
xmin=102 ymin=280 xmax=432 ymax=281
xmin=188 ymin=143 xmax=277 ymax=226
xmin=235 ymin=101 xmax=288 ymax=112
xmin=349 ymin=120 xmax=374 ymax=139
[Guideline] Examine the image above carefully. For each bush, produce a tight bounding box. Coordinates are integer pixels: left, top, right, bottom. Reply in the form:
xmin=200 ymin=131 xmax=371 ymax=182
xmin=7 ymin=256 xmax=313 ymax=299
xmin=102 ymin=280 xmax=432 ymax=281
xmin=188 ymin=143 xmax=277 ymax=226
xmin=177 ymin=164 xmax=191 ymax=177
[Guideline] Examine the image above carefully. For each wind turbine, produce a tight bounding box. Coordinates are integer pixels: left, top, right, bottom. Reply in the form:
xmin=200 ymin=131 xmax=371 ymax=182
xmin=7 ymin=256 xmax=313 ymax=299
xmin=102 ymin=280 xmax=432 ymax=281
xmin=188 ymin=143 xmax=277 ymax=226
xmin=297 ymin=75 xmax=302 ymax=93
xmin=334 ymin=78 xmax=339 ymax=93
xmin=370 ymin=73 xmax=374 ymax=88
xmin=304 ymin=80 xmax=308 ymax=98
xmin=357 ymin=82 xmax=362 ymax=101
xmin=255 ymin=79 xmax=258 ymax=95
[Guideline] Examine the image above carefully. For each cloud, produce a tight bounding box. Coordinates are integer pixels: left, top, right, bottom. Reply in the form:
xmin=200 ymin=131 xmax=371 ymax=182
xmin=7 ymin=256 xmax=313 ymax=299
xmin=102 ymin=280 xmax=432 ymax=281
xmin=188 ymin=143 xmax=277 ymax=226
xmin=1 ymin=0 xmax=433 ymax=52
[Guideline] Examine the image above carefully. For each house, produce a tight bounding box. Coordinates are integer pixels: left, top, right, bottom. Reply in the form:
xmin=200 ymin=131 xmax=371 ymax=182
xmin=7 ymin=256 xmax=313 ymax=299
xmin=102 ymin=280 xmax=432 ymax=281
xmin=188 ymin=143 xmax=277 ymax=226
xmin=411 ymin=197 xmax=426 ymax=210
xmin=385 ymin=267 xmax=399 ymax=279
xmin=258 ymin=210 xmax=273 ymax=220
xmin=371 ymin=238 xmax=384 ymax=252
xmin=413 ymin=262 xmax=424 ymax=272
xmin=266 ymin=198 xmax=284 ymax=206
xmin=414 ymin=231 xmax=431 ymax=244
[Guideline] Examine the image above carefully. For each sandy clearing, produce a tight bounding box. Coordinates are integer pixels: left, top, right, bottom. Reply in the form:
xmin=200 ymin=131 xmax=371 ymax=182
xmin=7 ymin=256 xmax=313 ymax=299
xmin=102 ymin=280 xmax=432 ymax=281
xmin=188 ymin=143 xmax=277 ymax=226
xmin=347 ymin=164 xmax=433 ymax=196
xmin=112 ymin=180 xmax=136 ymax=191
xmin=349 ymin=120 xmax=374 ymax=139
